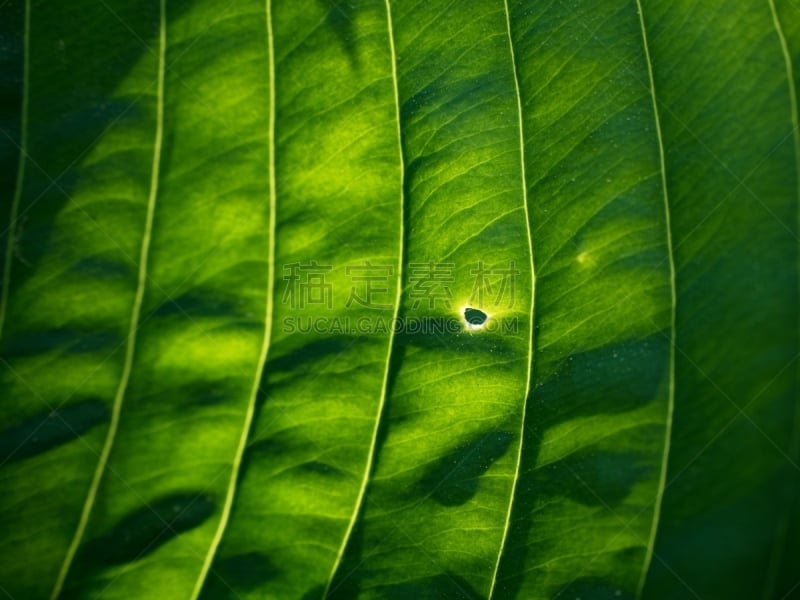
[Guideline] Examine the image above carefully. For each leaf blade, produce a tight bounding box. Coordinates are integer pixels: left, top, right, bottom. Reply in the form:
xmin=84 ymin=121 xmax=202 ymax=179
xmin=495 ymin=1 xmax=674 ymax=597
xmin=640 ymin=1 xmax=800 ymax=596
xmin=330 ymin=1 xmax=534 ymax=596
xmin=198 ymin=1 xmax=405 ymax=597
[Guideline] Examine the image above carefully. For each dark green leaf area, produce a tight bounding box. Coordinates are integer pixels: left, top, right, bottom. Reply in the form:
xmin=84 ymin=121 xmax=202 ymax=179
xmin=199 ymin=552 xmax=279 ymax=600
xmin=81 ymin=493 xmax=215 ymax=567
xmin=417 ymin=431 xmax=514 ymax=506
xmin=0 ymin=400 xmax=109 ymax=464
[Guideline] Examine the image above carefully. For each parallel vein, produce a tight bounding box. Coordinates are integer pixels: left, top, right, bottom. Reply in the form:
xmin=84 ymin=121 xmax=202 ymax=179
xmin=0 ymin=0 xmax=30 ymax=342
xmin=488 ymin=1 xmax=536 ymax=597
xmin=634 ymin=1 xmax=677 ymax=596
xmin=322 ymin=0 xmax=406 ymax=595
xmin=190 ymin=0 xmax=278 ymax=597
xmin=50 ymin=0 xmax=167 ymax=597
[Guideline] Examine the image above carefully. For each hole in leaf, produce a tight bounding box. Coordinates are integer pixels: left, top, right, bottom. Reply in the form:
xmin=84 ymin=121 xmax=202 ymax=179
xmin=463 ymin=307 xmax=488 ymax=326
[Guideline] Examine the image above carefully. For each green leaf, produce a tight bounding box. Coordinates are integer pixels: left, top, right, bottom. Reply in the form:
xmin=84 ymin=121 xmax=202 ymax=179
xmin=494 ymin=1 xmax=675 ymax=597
xmin=327 ymin=1 xmax=535 ymax=597
xmin=640 ymin=2 xmax=800 ymax=598
xmin=0 ymin=1 xmax=798 ymax=599
xmin=200 ymin=1 xmax=404 ymax=598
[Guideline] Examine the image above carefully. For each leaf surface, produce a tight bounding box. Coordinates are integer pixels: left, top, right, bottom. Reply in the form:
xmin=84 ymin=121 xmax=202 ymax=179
xmin=639 ymin=1 xmax=800 ymax=597
xmin=0 ymin=1 xmax=798 ymax=599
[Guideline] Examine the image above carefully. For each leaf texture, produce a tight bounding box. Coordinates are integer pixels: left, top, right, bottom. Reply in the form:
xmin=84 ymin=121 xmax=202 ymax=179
xmin=0 ymin=1 xmax=798 ymax=599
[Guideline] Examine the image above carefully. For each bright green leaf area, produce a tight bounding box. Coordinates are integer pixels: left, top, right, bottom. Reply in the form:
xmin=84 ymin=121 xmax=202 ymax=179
xmin=0 ymin=0 xmax=798 ymax=599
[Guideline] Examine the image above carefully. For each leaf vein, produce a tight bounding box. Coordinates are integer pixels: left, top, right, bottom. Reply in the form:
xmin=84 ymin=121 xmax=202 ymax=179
xmin=488 ymin=1 xmax=536 ymax=597
xmin=190 ymin=0 xmax=278 ymax=596
xmin=0 ymin=0 xmax=30 ymax=342
xmin=50 ymin=0 xmax=167 ymax=597
xmin=634 ymin=2 xmax=677 ymax=597
xmin=322 ymin=0 xmax=406 ymax=596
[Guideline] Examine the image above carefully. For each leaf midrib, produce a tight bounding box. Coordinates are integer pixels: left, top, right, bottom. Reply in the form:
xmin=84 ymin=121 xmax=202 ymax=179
xmin=487 ymin=1 xmax=536 ymax=598
xmin=190 ymin=0 xmax=278 ymax=597
xmin=50 ymin=0 xmax=168 ymax=597
xmin=322 ymin=0 xmax=406 ymax=595
xmin=633 ymin=1 xmax=677 ymax=596
xmin=0 ymin=0 xmax=30 ymax=341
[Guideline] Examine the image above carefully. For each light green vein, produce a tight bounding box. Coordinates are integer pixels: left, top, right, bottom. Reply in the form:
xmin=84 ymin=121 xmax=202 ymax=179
xmin=488 ymin=1 xmax=536 ymax=597
xmin=762 ymin=3 xmax=800 ymax=598
xmin=190 ymin=0 xmax=278 ymax=597
xmin=635 ymin=1 xmax=677 ymax=596
xmin=0 ymin=0 xmax=30 ymax=342
xmin=50 ymin=0 xmax=167 ymax=597
xmin=322 ymin=0 xmax=406 ymax=595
